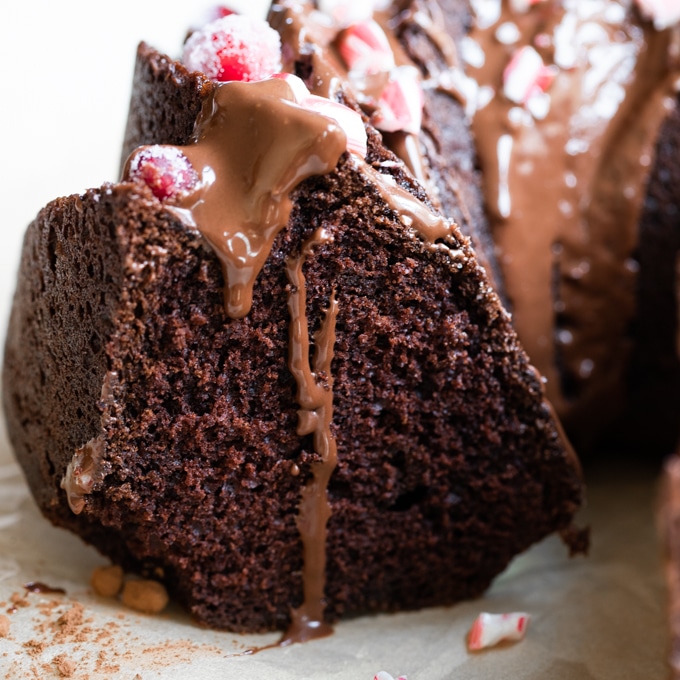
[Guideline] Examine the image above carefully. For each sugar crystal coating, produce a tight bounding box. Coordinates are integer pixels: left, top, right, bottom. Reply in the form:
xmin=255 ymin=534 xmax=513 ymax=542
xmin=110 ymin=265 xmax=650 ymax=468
xmin=183 ymin=15 xmax=282 ymax=82
xmin=126 ymin=146 xmax=199 ymax=201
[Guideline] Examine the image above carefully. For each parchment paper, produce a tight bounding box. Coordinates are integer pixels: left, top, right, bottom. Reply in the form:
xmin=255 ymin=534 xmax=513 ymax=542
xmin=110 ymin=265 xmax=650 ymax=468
xmin=0 ymin=417 xmax=668 ymax=680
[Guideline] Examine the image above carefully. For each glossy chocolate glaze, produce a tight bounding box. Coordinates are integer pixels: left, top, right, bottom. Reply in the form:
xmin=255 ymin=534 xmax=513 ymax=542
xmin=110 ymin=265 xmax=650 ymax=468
xmin=126 ymin=78 xmax=347 ymax=320
xmin=269 ymin=0 xmax=502 ymax=287
xmin=280 ymin=227 xmax=338 ymax=644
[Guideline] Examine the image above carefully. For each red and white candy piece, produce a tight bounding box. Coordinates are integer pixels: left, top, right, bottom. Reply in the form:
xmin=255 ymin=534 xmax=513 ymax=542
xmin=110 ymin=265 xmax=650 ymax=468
xmin=183 ymin=15 xmax=282 ymax=82
xmin=273 ymin=73 xmax=368 ymax=158
xmin=372 ymin=66 xmax=424 ymax=136
xmin=318 ymin=0 xmax=379 ymax=27
xmin=467 ymin=612 xmax=530 ymax=651
xmin=338 ymin=19 xmax=395 ymax=75
xmin=304 ymin=95 xmax=368 ymax=157
xmin=126 ymin=146 xmax=199 ymax=201
xmin=503 ymin=46 xmax=556 ymax=118
xmin=373 ymin=673 xmax=408 ymax=680
xmin=509 ymin=0 xmax=547 ymax=13
xmin=635 ymin=0 xmax=680 ymax=30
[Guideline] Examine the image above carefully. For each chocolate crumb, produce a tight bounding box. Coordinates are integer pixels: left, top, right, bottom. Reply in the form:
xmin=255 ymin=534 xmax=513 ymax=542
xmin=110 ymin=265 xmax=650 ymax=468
xmin=10 ymin=592 xmax=29 ymax=608
xmin=121 ymin=580 xmax=169 ymax=615
xmin=24 ymin=639 xmax=47 ymax=656
xmin=91 ymin=564 xmax=124 ymax=598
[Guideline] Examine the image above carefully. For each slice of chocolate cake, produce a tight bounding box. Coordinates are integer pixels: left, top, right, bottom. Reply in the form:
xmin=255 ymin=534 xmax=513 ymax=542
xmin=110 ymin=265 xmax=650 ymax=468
xmin=3 ymin=14 xmax=585 ymax=635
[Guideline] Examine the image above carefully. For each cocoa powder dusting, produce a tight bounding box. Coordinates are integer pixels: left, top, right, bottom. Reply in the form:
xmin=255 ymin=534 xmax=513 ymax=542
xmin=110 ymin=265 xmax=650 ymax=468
xmin=52 ymin=652 xmax=77 ymax=677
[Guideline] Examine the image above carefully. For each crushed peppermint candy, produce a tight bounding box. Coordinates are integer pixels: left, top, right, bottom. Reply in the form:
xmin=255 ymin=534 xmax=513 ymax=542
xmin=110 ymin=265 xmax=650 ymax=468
xmin=374 ymin=673 xmax=408 ymax=680
xmin=183 ymin=15 xmax=282 ymax=82
xmin=509 ymin=0 xmax=547 ymax=13
xmin=467 ymin=612 xmax=530 ymax=651
xmin=503 ymin=46 xmax=557 ymax=118
xmin=635 ymin=0 xmax=680 ymax=30
xmin=318 ymin=0 xmax=391 ymax=27
xmin=372 ymin=65 xmax=424 ymax=135
xmin=338 ymin=19 xmax=395 ymax=75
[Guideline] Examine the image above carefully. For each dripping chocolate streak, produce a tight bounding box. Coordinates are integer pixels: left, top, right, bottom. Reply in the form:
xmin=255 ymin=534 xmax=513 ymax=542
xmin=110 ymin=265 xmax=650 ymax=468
xmin=123 ymin=77 xmax=349 ymax=643
xmin=280 ymin=228 xmax=338 ymax=644
xmin=125 ymin=78 xmax=346 ymax=320
xmin=24 ymin=582 xmax=66 ymax=595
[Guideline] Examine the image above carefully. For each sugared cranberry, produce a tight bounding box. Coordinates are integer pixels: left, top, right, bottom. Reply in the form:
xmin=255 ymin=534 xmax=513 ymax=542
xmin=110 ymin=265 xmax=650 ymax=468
xmin=126 ymin=146 xmax=199 ymax=201
xmin=183 ymin=15 xmax=282 ymax=82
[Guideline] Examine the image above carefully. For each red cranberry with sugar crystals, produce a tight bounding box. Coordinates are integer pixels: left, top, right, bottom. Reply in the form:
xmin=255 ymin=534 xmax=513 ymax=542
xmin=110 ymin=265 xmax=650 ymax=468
xmin=126 ymin=146 xmax=199 ymax=201
xmin=183 ymin=15 xmax=282 ymax=83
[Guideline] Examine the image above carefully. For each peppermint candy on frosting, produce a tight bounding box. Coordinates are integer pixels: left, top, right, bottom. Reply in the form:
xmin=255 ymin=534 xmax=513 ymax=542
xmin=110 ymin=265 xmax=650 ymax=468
xmin=336 ymin=19 xmax=424 ymax=136
xmin=372 ymin=66 xmax=424 ymax=136
xmin=509 ymin=0 xmax=547 ymax=14
xmin=374 ymin=673 xmax=408 ymax=680
xmin=503 ymin=46 xmax=557 ymax=119
xmin=318 ymin=0 xmax=391 ymax=27
xmin=338 ymin=19 xmax=395 ymax=75
xmin=635 ymin=0 xmax=680 ymax=30
xmin=273 ymin=74 xmax=368 ymax=158
xmin=468 ymin=612 xmax=530 ymax=651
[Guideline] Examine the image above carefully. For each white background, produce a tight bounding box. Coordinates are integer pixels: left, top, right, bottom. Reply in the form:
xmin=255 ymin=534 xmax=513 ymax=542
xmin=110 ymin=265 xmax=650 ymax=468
xmin=0 ymin=0 xmax=269 ymax=348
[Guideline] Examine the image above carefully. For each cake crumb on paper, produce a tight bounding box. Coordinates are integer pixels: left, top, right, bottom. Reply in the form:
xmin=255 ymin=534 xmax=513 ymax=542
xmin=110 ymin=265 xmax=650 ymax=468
xmin=53 ymin=652 xmax=77 ymax=677
xmin=91 ymin=565 xmax=124 ymax=598
xmin=121 ymin=579 xmax=169 ymax=615
xmin=0 ymin=614 xmax=10 ymax=637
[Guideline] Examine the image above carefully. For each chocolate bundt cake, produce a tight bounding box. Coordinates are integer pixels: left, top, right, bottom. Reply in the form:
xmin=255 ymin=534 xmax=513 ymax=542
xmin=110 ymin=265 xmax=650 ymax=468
xmin=3 ymin=11 xmax=585 ymax=635
xmin=460 ymin=0 xmax=680 ymax=454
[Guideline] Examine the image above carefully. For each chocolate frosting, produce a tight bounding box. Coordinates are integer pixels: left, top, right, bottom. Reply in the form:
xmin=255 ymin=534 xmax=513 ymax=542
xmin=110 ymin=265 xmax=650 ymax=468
xmin=280 ymin=227 xmax=338 ymax=644
xmin=125 ymin=77 xmax=347 ymax=320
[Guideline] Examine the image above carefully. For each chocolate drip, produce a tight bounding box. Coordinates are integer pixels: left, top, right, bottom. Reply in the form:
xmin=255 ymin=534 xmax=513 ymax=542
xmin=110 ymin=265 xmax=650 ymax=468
xmin=280 ymin=228 xmax=338 ymax=644
xmin=126 ymin=78 xmax=347 ymax=319
xmin=60 ymin=372 xmax=116 ymax=513
xmin=360 ymin=160 xmax=457 ymax=246
xmin=24 ymin=582 xmax=66 ymax=595
xmin=61 ymin=437 xmax=104 ymax=515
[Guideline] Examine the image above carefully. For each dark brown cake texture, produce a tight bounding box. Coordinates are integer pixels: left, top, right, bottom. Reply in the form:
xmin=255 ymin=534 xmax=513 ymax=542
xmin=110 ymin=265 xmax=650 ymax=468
xmin=3 ymin=9 xmax=585 ymax=634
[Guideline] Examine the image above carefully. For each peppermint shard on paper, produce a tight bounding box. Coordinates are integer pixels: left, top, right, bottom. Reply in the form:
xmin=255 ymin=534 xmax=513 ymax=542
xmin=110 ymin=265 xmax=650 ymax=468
xmin=3 ymin=5 xmax=586 ymax=635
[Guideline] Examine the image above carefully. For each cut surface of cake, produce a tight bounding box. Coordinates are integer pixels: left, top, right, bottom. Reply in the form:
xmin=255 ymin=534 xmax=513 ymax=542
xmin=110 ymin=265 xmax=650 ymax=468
xmin=3 ymin=11 xmax=585 ymax=635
